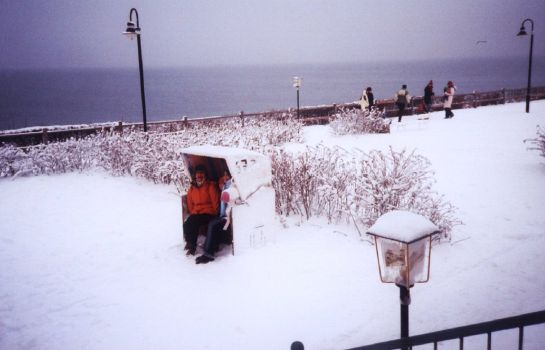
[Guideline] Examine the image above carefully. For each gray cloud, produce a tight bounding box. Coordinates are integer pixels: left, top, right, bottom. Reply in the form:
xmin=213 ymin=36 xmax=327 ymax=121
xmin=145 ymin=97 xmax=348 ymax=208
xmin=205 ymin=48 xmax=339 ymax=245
xmin=1 ymin=0 xmax=544 ymax=69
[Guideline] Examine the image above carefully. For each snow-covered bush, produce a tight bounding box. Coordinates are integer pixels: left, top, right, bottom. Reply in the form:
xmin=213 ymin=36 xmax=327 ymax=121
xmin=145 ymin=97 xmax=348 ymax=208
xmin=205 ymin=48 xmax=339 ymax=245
xmin=270 ymin=149 xmax=298 ymax=216
xmin=0 ymin=137 xmax=98 ymax=177
xmin=0 ymin=116 xmax=304 ymax=192
xmin=351 ymin=147 xmax=458 ymax=240
xmin=525 ymin=125 xmax=545 ymax=158
xmin=271 ymin=145 xmax=458 ymax=241
xmin=0 ymin=145 xmax=27 ymax=177
xmin=329 ymin=108 xmax=390 ymax=135
xmin=271 ymin=145 xmax=355 ymax=222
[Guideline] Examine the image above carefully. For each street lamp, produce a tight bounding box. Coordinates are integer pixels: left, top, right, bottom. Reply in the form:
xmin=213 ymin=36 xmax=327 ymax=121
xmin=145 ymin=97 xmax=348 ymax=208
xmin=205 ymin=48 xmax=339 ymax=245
xmin=517 ymin=18 xmax=534 ymax=114
xmin=367 ymin=210 xmax=440 ymax=349
xmin=292 ymin=76 xmax=302 ymax=119
xmin=123 ymin=8 xmax=148 ymax=132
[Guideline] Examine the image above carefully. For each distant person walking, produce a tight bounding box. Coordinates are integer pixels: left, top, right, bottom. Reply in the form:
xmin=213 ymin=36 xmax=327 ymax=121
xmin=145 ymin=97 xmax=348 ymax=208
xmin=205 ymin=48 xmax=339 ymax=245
xmin=423 ymin=80 xmax=434 ymax=113
xmin=395 ymin=84 xmax=411 ymax=122
xmin=358 ymin=86 xmax=374 ymax=110
xmin=443 ymin=81 xmax=456 ymax=119
xmin=365 ymin=87 xmax=374 ymax=109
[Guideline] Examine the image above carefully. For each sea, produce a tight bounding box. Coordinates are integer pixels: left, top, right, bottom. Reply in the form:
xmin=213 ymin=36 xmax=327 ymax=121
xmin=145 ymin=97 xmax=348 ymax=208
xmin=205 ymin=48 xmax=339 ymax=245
xmin=1 ymin=56 xmax=544 ymax=131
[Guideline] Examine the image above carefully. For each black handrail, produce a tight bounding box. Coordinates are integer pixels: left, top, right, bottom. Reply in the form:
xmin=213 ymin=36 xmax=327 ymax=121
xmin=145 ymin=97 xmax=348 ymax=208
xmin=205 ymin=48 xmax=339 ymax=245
xmin=345 ymin=310 xmax=545 ymax=350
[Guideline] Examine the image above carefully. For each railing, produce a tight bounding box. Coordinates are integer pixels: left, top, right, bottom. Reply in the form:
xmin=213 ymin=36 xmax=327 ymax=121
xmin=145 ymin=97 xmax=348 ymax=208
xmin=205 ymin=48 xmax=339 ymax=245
xmin=380 ymin=86 xmax=545 ymax=118
xmin=2 ymin=86 xmax=545 ymax=147
xmin=292 ymin=310 xmax=545 ymax=350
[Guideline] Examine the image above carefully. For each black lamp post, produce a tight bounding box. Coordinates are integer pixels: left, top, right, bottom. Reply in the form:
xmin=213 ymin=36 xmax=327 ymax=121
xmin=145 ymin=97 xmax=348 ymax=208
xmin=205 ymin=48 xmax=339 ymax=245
xmin=123 ymin=8 xmax=148 ymax=132
xmin=292 ymin=76 xmax=302 ymax=119
xmin=517 ymin=18 xmax=534 ymax=114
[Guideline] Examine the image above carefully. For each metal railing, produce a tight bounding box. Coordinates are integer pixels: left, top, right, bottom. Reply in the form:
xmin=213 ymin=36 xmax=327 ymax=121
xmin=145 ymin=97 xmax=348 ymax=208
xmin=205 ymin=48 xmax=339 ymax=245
xmin=344 ymin=310 xmax=545 ymax=350
xmin=379 ymin=86 xmax=545 ymax=118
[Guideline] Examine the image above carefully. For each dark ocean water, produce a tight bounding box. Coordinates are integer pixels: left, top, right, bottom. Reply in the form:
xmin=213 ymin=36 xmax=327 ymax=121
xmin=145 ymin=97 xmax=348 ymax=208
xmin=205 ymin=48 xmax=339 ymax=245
xmin=1 ymin=57 xmax=544 ymax=130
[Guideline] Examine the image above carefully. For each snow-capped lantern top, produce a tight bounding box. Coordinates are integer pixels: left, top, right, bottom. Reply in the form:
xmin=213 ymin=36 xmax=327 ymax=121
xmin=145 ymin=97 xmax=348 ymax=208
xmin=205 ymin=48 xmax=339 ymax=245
xmin=181 ymin=145 xmax=272 ymax=201
xmin=366 ymin=210 xmax=441 ymax=289
xmin=367 ymin=210 xmax=439 ymax=243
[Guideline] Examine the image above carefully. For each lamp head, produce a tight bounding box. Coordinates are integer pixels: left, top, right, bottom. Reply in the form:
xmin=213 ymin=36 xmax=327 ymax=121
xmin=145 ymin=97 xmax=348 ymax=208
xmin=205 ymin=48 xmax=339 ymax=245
xmin=123 ymin=20 xmax=140 ymax=39
xmin=366 ymin=210 xmax=440 ymax=289
xmin=517 ymin=25 xmax=528 ymax=36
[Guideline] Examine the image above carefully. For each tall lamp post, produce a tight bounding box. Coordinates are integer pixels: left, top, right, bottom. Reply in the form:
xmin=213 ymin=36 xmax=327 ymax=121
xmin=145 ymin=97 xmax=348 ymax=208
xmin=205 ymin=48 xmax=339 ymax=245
xmin=123 ymin=8 xmax=148 ymax=132
xmin=367 ymin=210 xmax=441 ymax=350
xmin=292 ymin=76 xmax=302 ymax=119
xmin=517 ymin=18 xmax=534 ymax=114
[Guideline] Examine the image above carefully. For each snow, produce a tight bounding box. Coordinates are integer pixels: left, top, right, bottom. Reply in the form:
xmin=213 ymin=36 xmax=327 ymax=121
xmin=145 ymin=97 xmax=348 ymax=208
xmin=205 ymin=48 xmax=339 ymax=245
xmin=1 ymin=101 xmax=545 ymax=349
xmin=182 ymin=145 xmax=266 ymax=159
xmin=367 ymin=210 xmax=440 ymax=242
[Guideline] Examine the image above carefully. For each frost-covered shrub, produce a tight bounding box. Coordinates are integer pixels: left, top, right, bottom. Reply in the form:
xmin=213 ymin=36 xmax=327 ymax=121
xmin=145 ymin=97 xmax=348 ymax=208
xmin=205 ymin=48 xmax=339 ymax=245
xmin=0 ymin=137 xmax=98 ymax=177
xmin=271 ymin=145 xmax=346 ymax=220
xmin=351 ymin=147 xmax=458 ymax=240
xmin=525 ymin=125 xmax=545 ymax=158
xmin=329 ymin=108 xmax=390 ymax=135
xmin=0 ymin=116 xmax=304 ymax=193
xmin=0 ymin=145 xmax=26 ymax=177
xmin=271 ymin=145 xmax=458 ymax=241
xmin=270 ymin=149 xmax=298 ymax=216
xmin=352 ymin=148 xmax=433 ymax=226
xmin=187 ymin=116 xmax=304 ymax=152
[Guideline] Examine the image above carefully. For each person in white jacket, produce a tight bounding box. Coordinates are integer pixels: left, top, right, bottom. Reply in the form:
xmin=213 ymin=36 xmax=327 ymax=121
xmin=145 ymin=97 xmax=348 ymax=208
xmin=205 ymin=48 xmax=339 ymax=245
xmin=358 ymin=87 xmax=374 ymax=110
xmin=443 ymin=81 xmax=456 ymax=119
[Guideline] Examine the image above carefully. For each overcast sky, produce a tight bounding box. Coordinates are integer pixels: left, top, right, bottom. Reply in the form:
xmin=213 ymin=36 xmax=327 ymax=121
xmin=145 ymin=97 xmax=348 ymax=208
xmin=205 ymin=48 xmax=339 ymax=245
xmin=1 ymin=0 xmax=544 ymax=69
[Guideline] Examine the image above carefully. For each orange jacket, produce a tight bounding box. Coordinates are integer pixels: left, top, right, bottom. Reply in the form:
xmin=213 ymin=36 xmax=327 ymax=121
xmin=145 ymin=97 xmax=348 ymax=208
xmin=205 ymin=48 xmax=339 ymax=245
xmin=187 ymin=180 xmax=220 ymax=215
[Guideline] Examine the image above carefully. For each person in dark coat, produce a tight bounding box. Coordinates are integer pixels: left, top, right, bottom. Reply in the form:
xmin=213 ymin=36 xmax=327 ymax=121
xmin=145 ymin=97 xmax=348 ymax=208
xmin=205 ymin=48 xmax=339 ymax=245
xmin=423 ymin=81 xmax=434 ymax=113
xmin=365 ymin=87 xmax=374 ymax=109
xmin=395 ymin=84 xmax=411 ymax=122
xmin=196 ymin=169 xmax=233 ymax=264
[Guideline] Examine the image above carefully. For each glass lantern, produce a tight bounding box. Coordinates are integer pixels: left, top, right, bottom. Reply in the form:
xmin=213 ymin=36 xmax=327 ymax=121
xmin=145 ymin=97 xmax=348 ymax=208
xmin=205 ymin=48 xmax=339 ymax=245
xmin=292 ymin=76 xmax=302 ymax=89
xmin=367 ymin=210 xmax=440 ymax=289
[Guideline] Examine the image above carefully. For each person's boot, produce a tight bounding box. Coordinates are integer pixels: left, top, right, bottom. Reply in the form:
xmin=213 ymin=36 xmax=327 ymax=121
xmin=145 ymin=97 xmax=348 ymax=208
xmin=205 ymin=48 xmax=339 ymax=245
xmin=196 ymin=255 xmax=214 ymax=264
xmin=186 ymin=246 xmax=196 ymax=256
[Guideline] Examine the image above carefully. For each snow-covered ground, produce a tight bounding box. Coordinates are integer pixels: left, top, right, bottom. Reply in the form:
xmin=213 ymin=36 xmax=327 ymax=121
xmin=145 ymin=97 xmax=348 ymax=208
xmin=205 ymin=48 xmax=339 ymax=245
xmin=1 ymin=102 xmax=545 ymax=350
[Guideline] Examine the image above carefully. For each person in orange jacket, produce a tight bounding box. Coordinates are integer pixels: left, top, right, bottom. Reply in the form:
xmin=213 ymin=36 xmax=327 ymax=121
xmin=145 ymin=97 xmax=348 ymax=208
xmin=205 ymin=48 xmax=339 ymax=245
xmin=183 ymin=165 xmax=220 ymax=256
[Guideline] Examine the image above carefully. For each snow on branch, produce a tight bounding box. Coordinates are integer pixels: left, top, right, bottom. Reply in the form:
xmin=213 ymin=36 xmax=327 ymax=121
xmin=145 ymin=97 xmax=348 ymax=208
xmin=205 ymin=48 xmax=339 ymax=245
xmin=329 ymin=107 xmax=390 ymax=135
xmin=524 ymin=125 xmax=545 ymax=159
xmin=271 ymin=145 xmax=459 ymax=241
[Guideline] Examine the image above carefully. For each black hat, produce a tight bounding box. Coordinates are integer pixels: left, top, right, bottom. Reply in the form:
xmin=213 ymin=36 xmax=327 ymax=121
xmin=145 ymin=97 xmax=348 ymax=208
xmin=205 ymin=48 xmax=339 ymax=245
xmin=195 ymin=164 xmax=207 ymax=174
